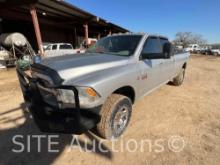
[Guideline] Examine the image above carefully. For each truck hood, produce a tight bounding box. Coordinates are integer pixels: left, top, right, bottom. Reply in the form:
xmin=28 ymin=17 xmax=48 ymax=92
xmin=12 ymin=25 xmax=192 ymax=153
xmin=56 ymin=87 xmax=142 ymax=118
xmin=41 ymin=53 xmax=129 ymax=81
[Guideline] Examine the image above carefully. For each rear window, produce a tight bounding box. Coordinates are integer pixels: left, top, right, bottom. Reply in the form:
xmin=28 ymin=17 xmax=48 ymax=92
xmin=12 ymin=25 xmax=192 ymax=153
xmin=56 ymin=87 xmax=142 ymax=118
xmin=59 ymin=44 xmax=72 ymax=49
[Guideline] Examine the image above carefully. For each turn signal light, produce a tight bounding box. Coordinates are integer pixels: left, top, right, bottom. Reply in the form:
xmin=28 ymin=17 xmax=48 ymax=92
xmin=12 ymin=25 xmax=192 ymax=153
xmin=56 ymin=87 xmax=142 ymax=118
xmin=85 ymin=87 xmax=97 ymax=97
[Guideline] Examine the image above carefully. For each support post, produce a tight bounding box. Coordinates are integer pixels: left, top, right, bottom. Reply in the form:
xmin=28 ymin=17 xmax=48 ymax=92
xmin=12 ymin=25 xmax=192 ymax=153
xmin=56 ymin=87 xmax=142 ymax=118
xmin=30 ymin=5 xmax=44 ymax=56
xmin=83 ymin=23 xmax=88 ymax=45
xmin=74 ymin=27 xmax=78 ymax=47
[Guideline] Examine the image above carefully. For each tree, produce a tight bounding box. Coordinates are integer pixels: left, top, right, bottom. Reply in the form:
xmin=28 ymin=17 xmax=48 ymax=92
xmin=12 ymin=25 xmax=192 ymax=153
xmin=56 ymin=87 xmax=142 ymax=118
xmin=173 ymin=32 xmax=207 ymax=48
xmin=190 ymin=34 xmax=207 ymax=45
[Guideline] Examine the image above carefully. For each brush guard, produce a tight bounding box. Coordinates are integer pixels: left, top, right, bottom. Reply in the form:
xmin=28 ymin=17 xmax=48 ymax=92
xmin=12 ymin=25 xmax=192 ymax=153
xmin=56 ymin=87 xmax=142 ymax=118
xmin=16 ymin=67 xmax=100 ymax=134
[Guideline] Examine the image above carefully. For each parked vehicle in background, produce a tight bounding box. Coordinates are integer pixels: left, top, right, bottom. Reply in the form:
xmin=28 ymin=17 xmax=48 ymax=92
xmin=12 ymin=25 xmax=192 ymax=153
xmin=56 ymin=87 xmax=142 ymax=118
xmin=44 ymin=43 xmax=76 ymax=56
xmin=211 ymin=49 xmax=220 ymax=56
xmin=184 ymin=44 xmax=200 ymax=53
xmin=17 ymin=33 xmax=190 ymax=139
xmin=44 ymin=39 xmax=97 ymax=56
xmin=175 ymin=45 xmax=183 ymax=50
xmin=0 ymin=47 xmax=13 ymax=68
xmin=42 ymin=42 xmax=52 ymax=51
xmin=79 ymin=38 xmax=97 ymax=53
xmin=200 ymin=46 xmax=212 ymax=55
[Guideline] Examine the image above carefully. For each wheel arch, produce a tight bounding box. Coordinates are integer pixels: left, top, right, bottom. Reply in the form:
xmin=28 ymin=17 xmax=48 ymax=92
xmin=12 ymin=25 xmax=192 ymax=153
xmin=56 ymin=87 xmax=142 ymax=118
xmin=113 ymin=86 xmax=135 ymax=104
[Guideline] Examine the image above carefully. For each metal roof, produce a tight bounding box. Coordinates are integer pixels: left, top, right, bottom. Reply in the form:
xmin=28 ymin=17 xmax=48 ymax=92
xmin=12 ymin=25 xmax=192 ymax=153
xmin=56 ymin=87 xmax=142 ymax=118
xmin=0 ymin=0 xmax=129 ymax=33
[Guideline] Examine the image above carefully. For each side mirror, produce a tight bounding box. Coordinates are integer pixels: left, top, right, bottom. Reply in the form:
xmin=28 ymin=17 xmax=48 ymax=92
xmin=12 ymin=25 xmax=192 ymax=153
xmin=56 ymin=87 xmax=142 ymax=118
xmin=163 ymin=42 xmax=172 ymax=58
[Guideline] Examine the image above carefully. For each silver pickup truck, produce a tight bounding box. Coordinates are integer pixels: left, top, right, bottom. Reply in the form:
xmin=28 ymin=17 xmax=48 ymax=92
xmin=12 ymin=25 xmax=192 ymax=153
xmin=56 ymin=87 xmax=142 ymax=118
xmin=17 ymin=33 xmax=190 ymax=139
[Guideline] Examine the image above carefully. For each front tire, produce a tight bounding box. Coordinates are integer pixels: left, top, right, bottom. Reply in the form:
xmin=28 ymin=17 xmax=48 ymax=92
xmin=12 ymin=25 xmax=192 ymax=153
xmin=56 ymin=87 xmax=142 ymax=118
xmin=97 ymin=94 xmax=132 ymax=139
xmin=173 ymin=68 xmax=185 ymax=86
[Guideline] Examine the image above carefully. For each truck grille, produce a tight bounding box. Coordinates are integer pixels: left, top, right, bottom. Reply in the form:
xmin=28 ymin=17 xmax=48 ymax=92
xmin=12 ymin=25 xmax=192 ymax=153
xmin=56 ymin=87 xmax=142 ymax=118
xmin=37 ymin=83 xmax=59 ymax=107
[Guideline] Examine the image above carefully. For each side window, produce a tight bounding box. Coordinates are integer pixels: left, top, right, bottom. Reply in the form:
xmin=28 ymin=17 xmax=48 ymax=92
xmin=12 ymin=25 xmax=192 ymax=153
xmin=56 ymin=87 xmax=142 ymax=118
xmin=141 ymin=37 xmax=162 ymax=59
xmin=52 ymin=45 xmax=57 ymax=50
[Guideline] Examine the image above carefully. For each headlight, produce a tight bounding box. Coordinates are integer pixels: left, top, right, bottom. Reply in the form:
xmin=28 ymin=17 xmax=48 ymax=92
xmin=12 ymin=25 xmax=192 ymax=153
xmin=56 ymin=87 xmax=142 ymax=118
xmin=57 ymin=89 xmax=75 ymax=104
xmin=57 ymin=87 xmax=100 ymax=107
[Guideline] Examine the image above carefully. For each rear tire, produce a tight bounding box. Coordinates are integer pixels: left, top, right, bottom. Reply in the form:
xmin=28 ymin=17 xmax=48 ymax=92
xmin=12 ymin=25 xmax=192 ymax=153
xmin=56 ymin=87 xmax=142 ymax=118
xmin=97 ymin=94 xmax=132 ymax=139
xmin=173 ymin=68 xmax=185 ymax=86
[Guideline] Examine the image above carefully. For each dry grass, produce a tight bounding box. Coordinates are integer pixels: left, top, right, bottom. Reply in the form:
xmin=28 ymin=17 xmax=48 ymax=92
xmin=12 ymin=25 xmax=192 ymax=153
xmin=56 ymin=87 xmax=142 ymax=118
xmin=0 ymin=54 xmax=220 ymax=165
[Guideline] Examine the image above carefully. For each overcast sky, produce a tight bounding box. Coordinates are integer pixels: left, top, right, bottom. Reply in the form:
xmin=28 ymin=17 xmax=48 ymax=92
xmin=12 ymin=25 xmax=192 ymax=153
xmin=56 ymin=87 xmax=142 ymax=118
xmin=68 ymin=0 xmax=220 ymax=43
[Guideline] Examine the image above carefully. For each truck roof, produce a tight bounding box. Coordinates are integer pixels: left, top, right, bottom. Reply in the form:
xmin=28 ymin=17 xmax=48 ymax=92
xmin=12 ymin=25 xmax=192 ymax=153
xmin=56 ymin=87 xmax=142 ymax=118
xmin=110 ymin=32 xmax=168 ymax=40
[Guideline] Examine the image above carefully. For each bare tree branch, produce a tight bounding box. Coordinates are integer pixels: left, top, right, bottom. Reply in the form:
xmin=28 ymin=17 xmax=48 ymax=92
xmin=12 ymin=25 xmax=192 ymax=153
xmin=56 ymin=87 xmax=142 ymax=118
xmin=173 ymin=32 xmax=207 ymax=48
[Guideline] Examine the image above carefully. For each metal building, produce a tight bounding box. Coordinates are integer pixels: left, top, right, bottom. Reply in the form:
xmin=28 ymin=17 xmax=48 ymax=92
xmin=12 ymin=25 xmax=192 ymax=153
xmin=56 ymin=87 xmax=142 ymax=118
xmin=0 ymin=0 xmax=129 ymax=55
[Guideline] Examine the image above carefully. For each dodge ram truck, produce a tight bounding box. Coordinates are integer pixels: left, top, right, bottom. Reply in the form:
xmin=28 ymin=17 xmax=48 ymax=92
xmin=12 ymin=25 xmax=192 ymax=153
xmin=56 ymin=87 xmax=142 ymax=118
xmin=17 ymin=33 xmax=190 ymax=139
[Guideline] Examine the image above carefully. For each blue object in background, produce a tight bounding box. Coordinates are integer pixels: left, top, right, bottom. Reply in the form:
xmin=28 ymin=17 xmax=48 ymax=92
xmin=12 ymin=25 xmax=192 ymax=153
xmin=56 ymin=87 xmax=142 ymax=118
xmin=33 ymin=55 xmax=41 ymax=63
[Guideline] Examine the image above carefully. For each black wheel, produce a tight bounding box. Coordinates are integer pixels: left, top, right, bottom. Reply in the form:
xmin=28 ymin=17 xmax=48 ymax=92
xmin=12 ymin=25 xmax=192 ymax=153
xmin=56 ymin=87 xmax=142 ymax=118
xmin=173 ymin=68 xmax=185 ymax=86
xmin=97 ymin=94 xmax=132 ymax=139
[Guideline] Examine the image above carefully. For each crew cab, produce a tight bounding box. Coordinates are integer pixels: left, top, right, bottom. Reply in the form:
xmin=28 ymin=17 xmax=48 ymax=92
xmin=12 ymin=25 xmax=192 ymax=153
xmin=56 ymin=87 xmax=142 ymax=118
xmin=17 ymin=33 xmax=190 ymax=139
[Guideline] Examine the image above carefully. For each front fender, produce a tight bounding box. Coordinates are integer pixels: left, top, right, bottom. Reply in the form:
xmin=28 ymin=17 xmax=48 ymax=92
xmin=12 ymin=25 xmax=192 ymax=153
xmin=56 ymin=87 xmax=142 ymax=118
xmin=64 ymin=62 xmax=140 ymax=105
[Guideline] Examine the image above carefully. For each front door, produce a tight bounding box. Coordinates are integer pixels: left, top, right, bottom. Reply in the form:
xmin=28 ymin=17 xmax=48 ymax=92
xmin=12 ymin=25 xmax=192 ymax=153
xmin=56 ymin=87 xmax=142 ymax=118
xmin=137 ymin=36 xmax=165 ymax=96
xmin=158 ymin=37 xmax=175 ymax=81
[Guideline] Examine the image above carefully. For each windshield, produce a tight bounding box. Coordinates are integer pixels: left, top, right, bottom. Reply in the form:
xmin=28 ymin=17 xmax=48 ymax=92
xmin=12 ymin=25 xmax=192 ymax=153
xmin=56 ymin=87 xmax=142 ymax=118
xmin=87 ymin=35 xmax=142 ymax=56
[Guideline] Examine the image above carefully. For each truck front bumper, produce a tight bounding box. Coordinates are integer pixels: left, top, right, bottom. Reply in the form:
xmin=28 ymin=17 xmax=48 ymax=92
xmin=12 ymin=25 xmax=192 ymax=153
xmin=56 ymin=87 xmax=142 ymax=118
xmin=16 ymin=68 xmax=101 ymax=134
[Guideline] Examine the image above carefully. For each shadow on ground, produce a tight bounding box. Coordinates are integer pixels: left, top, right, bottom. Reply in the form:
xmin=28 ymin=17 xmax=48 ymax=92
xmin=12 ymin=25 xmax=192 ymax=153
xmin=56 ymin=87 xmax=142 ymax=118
xmin=0 ymin=103 xmax=112 ymax=165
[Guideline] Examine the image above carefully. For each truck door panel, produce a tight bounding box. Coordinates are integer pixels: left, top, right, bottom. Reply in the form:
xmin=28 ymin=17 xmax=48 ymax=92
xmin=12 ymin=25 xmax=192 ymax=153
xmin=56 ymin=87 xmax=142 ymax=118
xmin=138 ymin=37 xmax=165 ymax=96
xmin=138 ymin=59 xmax=163 ymax=96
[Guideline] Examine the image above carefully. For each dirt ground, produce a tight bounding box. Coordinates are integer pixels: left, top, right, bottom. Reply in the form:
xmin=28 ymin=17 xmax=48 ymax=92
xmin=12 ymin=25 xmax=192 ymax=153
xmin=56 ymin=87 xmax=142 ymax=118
xmin=0 ymin=54 xmax=220 ymax=165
